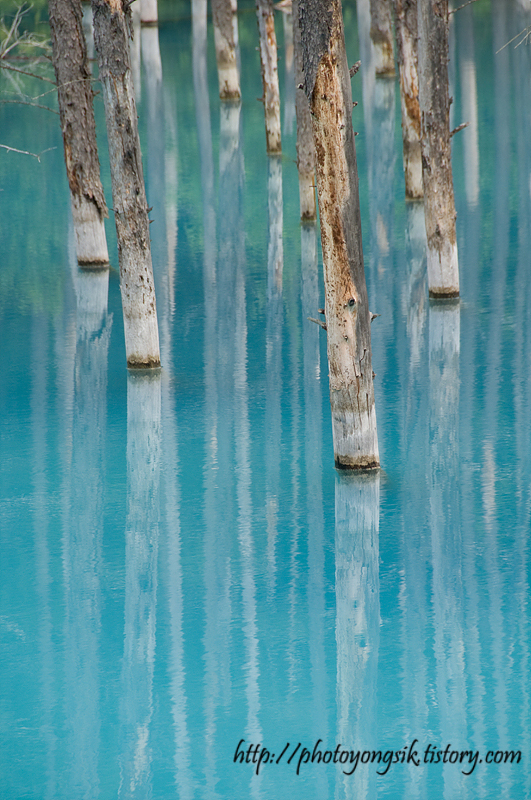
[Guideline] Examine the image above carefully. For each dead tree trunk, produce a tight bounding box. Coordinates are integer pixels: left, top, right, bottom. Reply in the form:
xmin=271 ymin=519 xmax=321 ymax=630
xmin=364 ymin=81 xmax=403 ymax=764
xmin=212 ymin=0 xmax=241 ymax=100
xmin=140 ymin=0 xmax=158 ymax=25
xmin=300 ymin=0 xmax=379 ymax=470
xmin=370 ymin=0 xmax=395 ymax=76
xmin=91 ymin=0 xmax=161 ymax=368
xmin=417 ymin=0 xmax=459 ymax=297
xmin=256 ymin=0 xmax=282 ymax=153
xmin=394 ymin=0 xmax=422 ymax=198
xmin=48 ymin=0 xmax=109 ymax=267
xmin=293 ymin=0 xmax=316 ymax=220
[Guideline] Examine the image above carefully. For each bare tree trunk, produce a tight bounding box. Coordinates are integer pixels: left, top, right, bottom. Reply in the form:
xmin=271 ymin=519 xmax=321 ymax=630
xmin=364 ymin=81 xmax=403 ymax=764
xmin=140 ymin=0 xmax=158 ymax=25
xmin=91 ymin=0 xmax=161 ymax=368
xmin=370 ymin=0 xmax=395 ymax=76
xmin=212 ymin=0 xmax=241 ymax=99
xmin=394 ymin=0 xmax=423 ymax=199
xmin=293 ymin=0 xmax=316 ymax=220
xmin=256 ymin=0 xmax=282 ymax=153
xmin=49 ymin=0 xmax=109 ymax=267
xmin=417 ymin=0 xmax=459 ymax=297
xmin=300 ymin=0 xmax=379 ymax=469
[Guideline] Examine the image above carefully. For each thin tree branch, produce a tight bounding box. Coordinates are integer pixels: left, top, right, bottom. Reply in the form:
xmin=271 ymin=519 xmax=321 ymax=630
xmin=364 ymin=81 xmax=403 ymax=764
xmin=496 ymin=27 xmax=529 ymax=54
xmin=450 ymin=121 xmax=469 ymax=137
xmin=0 ymin=143 xmax=56 ymax=161
xmin=0 ymin=62 xmax=55 ymax=83
xmin=449 ymin=0 xmax=478 ymax=15
xmin=0 ymin=98 xmax=59 ymax=113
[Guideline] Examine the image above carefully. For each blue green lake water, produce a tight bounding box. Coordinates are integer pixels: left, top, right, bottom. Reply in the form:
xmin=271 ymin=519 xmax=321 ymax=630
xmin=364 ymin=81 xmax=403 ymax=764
xmin=1 ymin=1 xmax=531 ymax=797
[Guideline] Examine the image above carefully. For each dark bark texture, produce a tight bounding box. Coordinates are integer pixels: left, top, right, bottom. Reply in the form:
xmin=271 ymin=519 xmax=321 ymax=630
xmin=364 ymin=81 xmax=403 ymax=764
xmin=370 ymin=0 xmax=395 ymax=75
xmin=299 ymin=0 xmax=379 ymax=469
xmin=211 ymin=0 xmax=234 ymax=47
xmin=394 ymin=0 xmax=423 ymax=197
xmin=293 ymin=0 xmax=316 ymax=219
xmin=48 ymin=0 xmax=107 ymax=219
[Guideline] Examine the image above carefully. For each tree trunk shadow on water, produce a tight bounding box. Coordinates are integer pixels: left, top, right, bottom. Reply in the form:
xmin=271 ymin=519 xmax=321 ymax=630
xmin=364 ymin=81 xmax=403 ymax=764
xmin=335 ymin=471 xmax=380 ymax=800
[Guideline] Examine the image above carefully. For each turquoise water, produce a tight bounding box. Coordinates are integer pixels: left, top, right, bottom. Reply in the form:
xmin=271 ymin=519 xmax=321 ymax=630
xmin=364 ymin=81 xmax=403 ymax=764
xmin=1 ymin=1 xmax=531 ymax=798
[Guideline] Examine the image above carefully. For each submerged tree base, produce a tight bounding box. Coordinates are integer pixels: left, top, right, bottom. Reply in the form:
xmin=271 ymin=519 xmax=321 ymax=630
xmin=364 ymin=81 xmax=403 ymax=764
xmin=127 ymin=357 xmax=162 ymax=369
xmin=335 ymin=457 xmax=380 ymax=471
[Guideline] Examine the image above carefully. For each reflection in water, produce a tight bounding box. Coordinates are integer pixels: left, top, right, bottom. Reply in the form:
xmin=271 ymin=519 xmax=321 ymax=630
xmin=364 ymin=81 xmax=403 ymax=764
xmin=399 ymin=204 xmax=429 ymax=800
xmin=32 ymin=316 xmax=57 ymax=799
xmin=300 ymin=222 xmax=329 ymax=799
xmin=428 ymin=303 xmax=466 ymax=800
xmin=335 ymin=473 xmax=380 ymax=800
xmin=63 ymin=268 xmax=111 ymax=798
xmin=266 ymin=155 xmax=283 ymax=601
xmin=4 ymin=6 xmax=531 ymax=800
xmin=120 ymin=372 xmax=161 ymax=798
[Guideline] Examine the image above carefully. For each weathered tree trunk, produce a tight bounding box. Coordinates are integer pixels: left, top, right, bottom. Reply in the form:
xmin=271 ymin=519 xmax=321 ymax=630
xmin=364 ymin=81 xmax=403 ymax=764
xmin=91 ymin=0 xmax=161 ymax=368
xmin=417 ymin=0 xmax=459 ymax=297
xmin=140 ymin=0 xmax=158 ymax=25
xmin=300 ymin=0 xmax=379 ymax=469
xmin=281 ymin=3 xmax=295 ymax=134
xmin=293 ymin=0 xmax=316 ymax=220
xmin=212 ymin=0 xmax=241 ymax=99
xmin=394 ymin=0 xmax=423 ymax=199
xmin=256 ymin=0 xmax=282 ymax=153
xmin=370 ymin=0 xmax=395 ymax=76
xmin=49 ymin=0 xmax=109 ymax=267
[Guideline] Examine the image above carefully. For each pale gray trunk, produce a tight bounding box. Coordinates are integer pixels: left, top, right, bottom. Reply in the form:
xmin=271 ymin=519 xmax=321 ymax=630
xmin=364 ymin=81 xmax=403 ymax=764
xmin=282 ymin=6 xmax=295 ymax=134
xmin=370 ymin=0 xmax=395 ymax=75
xmin=140 ymin=0 xmax=158 ymax=25
xmin=293 ymin=0 xmax=316 ymax=220
xmin=300 ymin=0 xmax=379 ymax=469
xmin=256 ymin=0 xmax=282 ymax=153
xmin=91 ymin=0 xmax=161 ymax=368
xmin=394 ymin=0 xmax=423 ymax=198
xmin=458 ymin=4 xmax=479 ymax=208
xmin=417 ymin=0 xmax=459 ymax=297
xmin=49 ymin=0 xmax=109 ymax=267
xmin=212 ymin=0 xmax=241 ymax=99
xmin=130 ymin=1 xmax=142 ymax=98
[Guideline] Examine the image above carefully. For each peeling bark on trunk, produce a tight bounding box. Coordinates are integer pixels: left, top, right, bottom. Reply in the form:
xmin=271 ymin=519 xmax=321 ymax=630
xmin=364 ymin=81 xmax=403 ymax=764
xmin=91 ymin=0 xmax=161 ymax=368
xmin=417 ymin=0 xmax=459 ymax=297
xmin=300 ymin=0 xmax=379 ymax=470
xmin=293 ymin=0 xmax=316 ymax=220
xmin=212 ymin=0 xmax=241 ymax=100
xmin=370 ymin=0 xmax=395 ymax=76
xmin=49 ymin=0 xmax=109 ymax=267
xmin=394 ymin=0 xmax=423 ymax=199
xmin=256 ymin=0 xmax=282 ymax=153
xmin=140 ymin=0 xmax=158 ymax=26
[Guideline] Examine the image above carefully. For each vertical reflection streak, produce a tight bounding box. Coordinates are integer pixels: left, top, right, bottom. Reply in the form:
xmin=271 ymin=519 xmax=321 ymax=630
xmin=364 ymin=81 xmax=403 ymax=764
xmin=63 ymin=267 xmax=111 ymax=798
xmin=120 ymin=373 xmax=161 ymax=798
xmin=31 ymin=315 xmax=57 ymax=800
xmin=265 ymin=156 xmax=283 ymax=601
xmin=429 ymin=303 xmax=467 ymax=800
xmin=335 ymin=473 xmax=380 ymax=800
xmin=301 ymin=223 xmax=328 ymax=797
